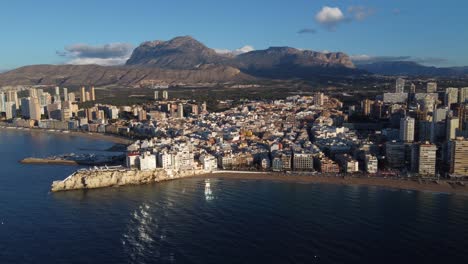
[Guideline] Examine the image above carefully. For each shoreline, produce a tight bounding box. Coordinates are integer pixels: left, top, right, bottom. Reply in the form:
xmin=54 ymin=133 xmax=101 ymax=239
xmin=191 ymin=172 xmax=468 ymax=196
xmin=20 ymin=158 xmax=78 ymax=166
xmin=0 ymin=126 xmax=132 ymax=145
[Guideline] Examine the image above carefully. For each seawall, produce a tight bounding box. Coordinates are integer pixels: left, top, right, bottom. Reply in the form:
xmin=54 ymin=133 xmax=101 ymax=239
xmin=51 ymin=168 xmax=207 ymax=192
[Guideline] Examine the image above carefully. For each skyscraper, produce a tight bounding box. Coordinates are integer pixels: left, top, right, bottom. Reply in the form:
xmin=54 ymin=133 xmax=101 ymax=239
xmin=426 ymin=82 xmax=437 ymax=93
xmin=450 ymin=138 xmax=468 ymax=176
xmin=63 ymin=88 xmax=68 ymax=101
xmin=90 ymin=86 xmax=96 ymax=101
xmin=411 ymin=142 xmax=437 ymax=176
xmin=5 ymin=101 xmax=16 ymax=119
xmin=29 ymin=97 xmax=41 ymax=120
xmin=68 ymin=92 xmax=76 ymax=103
xmin=410 ymin=83 xmax=416 ymax=93
xmin=446 ymin=117 xmax=459 ymax=141
xmin=459 ymin=87 xmax=468 ymax=103
xmin=55 ymin=86 xmax=60 ymax=97
xmin=445 ymin=87 xmax=459 ymax=107
xmin=314 ymin=92 xmax=324 ymax=106
xmin=400 ymin=116 xmax=415 ymax=142
xmin=177 ymin=103 xmax=184 ymax=118
xmin=162 ymin=90 xmax=168 ymax=100
xmin=154 ymin=91 xmax=159 ymax=100
xmin=80 ymin=86 xmax=86 ymax=103
xmin=0 ymin=92 xmax=5 ymax=112
xmin=396 ymin=78 xmax=405 ymax=93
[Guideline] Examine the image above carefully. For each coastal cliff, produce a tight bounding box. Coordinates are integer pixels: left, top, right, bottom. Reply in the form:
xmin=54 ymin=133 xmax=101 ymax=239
xmin=51 ymin=168 xmax=207 ymax=192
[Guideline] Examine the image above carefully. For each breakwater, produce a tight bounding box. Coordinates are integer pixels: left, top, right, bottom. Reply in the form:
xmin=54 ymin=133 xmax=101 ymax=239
xmin=51 ymin=167 xmax=208 ymax=192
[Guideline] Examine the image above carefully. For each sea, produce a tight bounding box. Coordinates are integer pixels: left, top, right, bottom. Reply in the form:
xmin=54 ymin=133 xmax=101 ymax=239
xmin=1 ymin=129 xmax=468 ymax=263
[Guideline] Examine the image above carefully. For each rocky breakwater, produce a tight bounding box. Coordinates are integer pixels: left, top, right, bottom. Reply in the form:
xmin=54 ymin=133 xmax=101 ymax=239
xmin=51 ymin=167 xmax=207 ymax=192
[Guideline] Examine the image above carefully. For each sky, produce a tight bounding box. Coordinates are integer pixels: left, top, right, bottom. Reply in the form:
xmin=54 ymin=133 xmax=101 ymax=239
xmin=0 ymin=0 xmax=467 ymax=70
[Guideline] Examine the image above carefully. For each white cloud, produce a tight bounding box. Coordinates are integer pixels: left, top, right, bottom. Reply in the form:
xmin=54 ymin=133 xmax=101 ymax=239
xmin=350 ymin=54 xmax=449 ymax=66
xmin=315 ymin=6 xmax=345 ymax=30
xmin=214 ymin=45 xmax=255 ymax=55
xmin=57 ymin=43 xmax=134 ymax=66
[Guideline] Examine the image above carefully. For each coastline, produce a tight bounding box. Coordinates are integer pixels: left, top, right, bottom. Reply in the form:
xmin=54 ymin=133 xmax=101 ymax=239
xmin=0 ymin=126 xmax=132 ymax=145
xmin=192 ymin=172 xmax=468 ymax=196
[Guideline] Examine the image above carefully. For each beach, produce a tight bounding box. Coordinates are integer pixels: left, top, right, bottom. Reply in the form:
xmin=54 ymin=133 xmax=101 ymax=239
xmin=195 ymin=172 xmax=468 ymax=196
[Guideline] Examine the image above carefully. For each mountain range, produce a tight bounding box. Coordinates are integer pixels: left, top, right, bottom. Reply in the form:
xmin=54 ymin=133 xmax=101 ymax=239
xmin=356 ymin=61 xmax=468 ymax=77
xmin=0 ymin=36 xmax=358 ymax=87
xmin=0 ymin=36 xmax=467 ymax=87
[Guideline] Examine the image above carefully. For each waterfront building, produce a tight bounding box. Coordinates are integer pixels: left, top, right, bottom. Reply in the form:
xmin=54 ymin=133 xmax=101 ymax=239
xmin=411 ymin=143 xmax=437 ymax=176
xmin=400 ymin=117 xmax=415 ymax=143
xmin=20 ymin=97 xmax=31 ymax=118
xmin=6 ymin=90 xmax=19 ymax=109
xmin=445 ymin=87 xmax=459 ymax=107
xmin=336 ymin=154 xmax=359 ymax=173
xmin=365 ymin=154 xmax=378 ymax=174
xmin=396 ymin=78 xmax=405 ymax=93
xmin=200 ymin=154 xmax=218 ymax=171
xmin=316 ymin=157 xmax=340 ymax=173
xmin=0 ymin=92 xmax=5 ymax=112
xmin=29 ymin=97 xmax=41 ymax=121
xmin=427 ymin=82 xmax=437 ymax=93
xmin=450 ymin=138 xmax=468 ymax=177
xmin=292 ymin=152 xmax=314 ymax=171
xmin=5 ymin=101 xmax=16 ymax=119
xmin=385 ymin=141 xmax=406 ymax=169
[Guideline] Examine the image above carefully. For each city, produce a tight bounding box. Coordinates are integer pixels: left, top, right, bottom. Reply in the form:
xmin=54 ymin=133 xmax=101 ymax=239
xmin=1 ymin=78 xmax=467 ymax=184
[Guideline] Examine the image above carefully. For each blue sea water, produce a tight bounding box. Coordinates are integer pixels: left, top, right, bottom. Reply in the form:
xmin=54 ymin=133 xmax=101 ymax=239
xmin=1 ymin=129 xmax=468 ymax=263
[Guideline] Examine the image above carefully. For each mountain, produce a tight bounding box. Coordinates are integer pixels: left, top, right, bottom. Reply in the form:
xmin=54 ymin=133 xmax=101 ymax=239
xmin=126 ymin=36 xmax=359 ymax=79
xmin=234 ymin=47 xmax=358 ymax=78
xmin=0 ymin=36 xmax=360 ymax=86
xmin=0 ymin=64 xmax=250 ymax=87
xmin=357 ymin=61 xmax=468 ymax=77
xmin=126 ymin=36 xmax=231 ymax=69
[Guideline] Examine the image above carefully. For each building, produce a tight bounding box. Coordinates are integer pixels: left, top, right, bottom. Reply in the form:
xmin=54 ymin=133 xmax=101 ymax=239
xmin=29 ymin=97 xmax=41 ymax=120
xmin=91 ymin=86 xmax=96 ymax=101
xmin=365 ymin=154 xmax=378 ymax=174
xmin=411 ymin=143 xmax=437 ymax=176
xmin=5 ymin=101 xmax=16 ymax=119
xmin=410 ymin=83 xmax=416 ymax=94
xmin=446 ymin=117 xmax=459 ymax=141
xmin=316 ymin=157 xmax=340 ymax=173
xmin=385 ymin=141 xmax=406 ymax=169
xmin=162 ymin=90 xmax=168 ymax=100
xmin=293 ymin=152 xmax=314 ymax=171
xmin=80 ymin=86 xmax=86 ymax=103
xmin=450 ymin=138 xmax=468 ymax=177
xmin=383 ymin=93 xmax=408 ymax=104
xmin=68 ymin=92 xmax=76 ymax=103
xmin=314 ymin=92 xmax=324 ymax=106
xmin=55 ymin=86 xmax=60 ymax=97
xmin=459 ymin=87 xmax=468 ymax=103
xmin=400 ymin=117 xmax=415 ymax=143
xmin=396 ymin=78 xmax=405 ymax=93
xmin=177 ymin=103 xmax=184 ymax=118
xmin=20 ymin=97 xmax=31 ymax=118
xmin=0 ymin=92 xmax=5 ymax=112
xmin=427 ymin=82 xmax=437 ymax=93
xmin=63 ymin=88 xmax=68 ymax=101
xmin=445 ymin=87 xmax=459 ymax=107
xmin=336 ymin=154 xmax=359 ymax=173
xmin=361 ymin=99 xmax=372 ymax=116
xmin=154 ymin=91 xmax=159 ymax=100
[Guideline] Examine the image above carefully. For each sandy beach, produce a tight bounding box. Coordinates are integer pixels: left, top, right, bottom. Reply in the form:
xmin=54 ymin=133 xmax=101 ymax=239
xmin=194 ymin=172 xmax=468 ymax=196
xmin=0 ymin=126 xmax=132 ymax=145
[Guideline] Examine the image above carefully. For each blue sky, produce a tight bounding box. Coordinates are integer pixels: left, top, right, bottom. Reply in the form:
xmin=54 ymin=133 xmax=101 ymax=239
xmin=0 ymin=0 xmax=467 ymax=70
